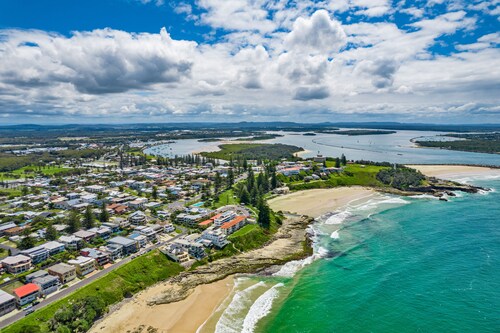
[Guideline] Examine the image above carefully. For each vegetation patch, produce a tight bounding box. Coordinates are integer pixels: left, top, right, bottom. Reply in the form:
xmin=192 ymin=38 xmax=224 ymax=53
xmin=201 ymin=143 xmax=303 ymax=161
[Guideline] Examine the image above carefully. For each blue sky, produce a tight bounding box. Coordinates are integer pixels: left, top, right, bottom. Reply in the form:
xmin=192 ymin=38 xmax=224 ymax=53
xmin=0 ymin=0 xmax=499 ymax=124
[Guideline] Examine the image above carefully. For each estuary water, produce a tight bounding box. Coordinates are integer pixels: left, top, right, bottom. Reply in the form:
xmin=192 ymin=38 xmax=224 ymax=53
xmin=145 ymin=130 xmax=500 ymax=166
xmin=202 ymin=175 xmax=500 ymax=333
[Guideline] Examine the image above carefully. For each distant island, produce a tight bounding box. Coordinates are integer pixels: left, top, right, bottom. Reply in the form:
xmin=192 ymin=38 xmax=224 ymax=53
xmin=415 ymin=132 xmax=500 ymax=154
xmin=319 ymin=129 xmax=397 ymax=136
xmin=303 ymin=132 xmax=317 ymax=136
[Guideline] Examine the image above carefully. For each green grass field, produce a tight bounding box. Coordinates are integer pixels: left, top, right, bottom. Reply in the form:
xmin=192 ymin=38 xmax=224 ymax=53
xmin=212 ymin=189 xmax=238 ymax=208
xmin=288 ymin=163 xmax=390 ymax=191
xmin=0 ymin=166 xmax=73 ymax=180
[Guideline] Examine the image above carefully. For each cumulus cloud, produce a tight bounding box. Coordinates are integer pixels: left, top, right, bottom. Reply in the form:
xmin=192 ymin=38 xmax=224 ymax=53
xmin=0 ymin=1 xmax=499 ymax=123
xmin=285 ymin=10 xmax=347 ymax=55
xmin=0 ymin=28 xmax=196 ymax=94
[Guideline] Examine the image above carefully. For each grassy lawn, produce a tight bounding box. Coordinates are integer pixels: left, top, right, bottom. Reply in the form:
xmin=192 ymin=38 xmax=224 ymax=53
xmin=228 ymin=224 xmax=258 ymax=238
xmin=3 ymin=250 xmax=184 ymax=333
xmin=288 ymin=163 xmax=390 ymax=191
xmin=1 ymin=280 xmax=24 ymax=295
xmin=0 ymin=166 xmax=73 ymax=180
xmin=212 ymin=189 xmax=238 ymax=208
xmin=0 ymin=188 xmax=22 ymax=198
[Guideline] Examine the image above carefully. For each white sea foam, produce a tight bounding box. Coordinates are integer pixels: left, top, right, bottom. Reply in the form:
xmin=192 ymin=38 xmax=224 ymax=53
xmin=409 ymin=194 xmax=439 ymax=200
xmin=241 ymin=283 xmax=284 ymax=333
xmin=330 ymin=230 xmax=340 ymax=239
xmin=214 ymin=281 xmax=266 ymax=333
xmin=325 ymin=211 xmax=352 ymax=224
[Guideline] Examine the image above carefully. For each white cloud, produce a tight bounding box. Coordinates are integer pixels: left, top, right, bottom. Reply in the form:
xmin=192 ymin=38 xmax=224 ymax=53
xmin=0 ymin=3 xmax=499 ymax=123
xmin=284 ymin=10 xmax=346 ymax=55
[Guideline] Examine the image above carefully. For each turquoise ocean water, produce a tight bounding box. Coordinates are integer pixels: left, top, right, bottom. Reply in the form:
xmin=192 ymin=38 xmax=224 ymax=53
xmin=207 ymin=175 xmax=500 ymax=333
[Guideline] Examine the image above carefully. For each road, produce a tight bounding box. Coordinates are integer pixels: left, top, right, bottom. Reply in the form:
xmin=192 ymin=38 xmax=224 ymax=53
xmin=0 ymin=230 xmax=186 ymax=330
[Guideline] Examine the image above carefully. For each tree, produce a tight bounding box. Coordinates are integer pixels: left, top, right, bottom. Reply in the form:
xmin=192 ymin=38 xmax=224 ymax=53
xmin=83 ymin=206 xmax=95 ymax=229
xmin=239 ymin=187 xmax=250 ymax=204
xmin=152 ymin=186 xmax=158 ymax=200
xmin=341 ymin=154 xmax=347 ymax=166
xmin=247 ymin=168 xmax=254 ymax=192
xmin=227 ymin=168 xmax=234 ymax=188
xmin=46 ymin=223 xmax=58 ymax=241
xmin=214 ymin=171 xmax=222 ymax=193
xmin=21 ymin=186 xmax=29 ymax=196
xmin=99 ymin=202 xmax=109 ymax=223
xmin=271 ymin=171 xmax=278 ymax=189
xmin=19 ymin=229 xmax=36 ymax=250
xmin=67 ymin=211 xmax=81 ymax=233
xmin=335 ymin=157 xmax=341 ymax=168
xmin=257 ymin=199 xmax=271 ymax=229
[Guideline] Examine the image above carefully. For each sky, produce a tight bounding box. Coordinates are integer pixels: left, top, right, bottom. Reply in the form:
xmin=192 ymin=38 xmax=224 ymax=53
xmin=0 ymin=0 xmax=499 ymax=124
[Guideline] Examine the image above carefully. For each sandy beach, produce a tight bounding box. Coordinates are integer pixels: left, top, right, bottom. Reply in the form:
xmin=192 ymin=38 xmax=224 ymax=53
xmin=408 ymin=165 xmax=500 ymax=180
xmin=90 ymin=276 xmax=234 ymax=333
xmin=90 ymin=165 xmax=498 ymax=333
xmin=268 ymin=187 xmax=375 ymax=218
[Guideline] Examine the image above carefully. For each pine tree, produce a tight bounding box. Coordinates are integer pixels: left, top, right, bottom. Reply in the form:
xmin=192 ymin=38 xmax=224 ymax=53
xmin=227 ymin=168 xmax=235 ymax=188
xmin=335 ymin=157 xmax=341 ymax=168
xmin=257 ymin=199 xmax=271 ymax=229
xmin=99 ymin=202 xmax=109 ymax=222
xmin=67 ymin=211 xmax=81 ymax=233
xmin=214 ymin=171 xmax=222 ymax=193
xmin=247 ymin=168 xmax=254 ymax=192
xmin=46 ymin=223 xmax=58 ymax=241
xmin=341 ymin=154 xmax=347 ymax=166
xmin=152 ymin=186 xmax=158 ymax=200
xmin=271 ymin=171 xmax=278 ymax=189
xmin=239 ymin=187 xmax=250 ymax=204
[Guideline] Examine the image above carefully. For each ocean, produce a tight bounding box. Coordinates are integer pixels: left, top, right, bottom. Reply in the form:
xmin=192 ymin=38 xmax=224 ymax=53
xmin=203 ymin=174 xmax=500 ymax=333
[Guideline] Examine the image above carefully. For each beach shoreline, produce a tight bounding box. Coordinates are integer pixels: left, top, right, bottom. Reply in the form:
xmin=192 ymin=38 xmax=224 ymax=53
xmin=90 ymin=165 xmax=498 ymax=333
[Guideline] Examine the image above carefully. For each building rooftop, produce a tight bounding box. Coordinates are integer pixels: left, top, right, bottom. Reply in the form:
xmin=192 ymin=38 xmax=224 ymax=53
xmin=13 ymin=283 xmax=40 ymax=298
xmin=221 ymin=216 xmax=246 ymax=229
xmin=0 ymin=290 xmax=15 ymax=304
xmin=109 ymin=236 xmax=136 ymax=246
xmin=48 ymin=263 xmax=75 ymax=274
xmin=1 ymin=254 xmax=31 ymax=265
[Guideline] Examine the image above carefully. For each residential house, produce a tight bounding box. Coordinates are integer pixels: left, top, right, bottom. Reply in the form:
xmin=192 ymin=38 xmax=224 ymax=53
xmin=80 ymin=248 xmax=110 ymax=266
xmin=33 ymin=275 xmax=60 ymax=296
xmin=108 ymin=236 xmax=139 ymax=255
xmin=128 ymin=233 xmax=147 ymax=248
xmin=42 ymin=241 xmax=65 ymax=255
xmin=21 ymin=246 xmax=49 ymax=264
xmin=13 ymin=283 xmax=40 ymax=306
xmin=177 ymin=213 xmax=203 ymax=227
xmin=188 ymin=242 xmax=206 ymax=260
xmin=47 ymin=263 xmax=76 ymax=284
xmin=68 ymin=256 xmax=96 ymax=276
xmin=128 ymin=211 xmax=147 ymax=225
xmin=58 ymin=235 xmax=83 ymax=250
xmin=163 ymin=223 xmax=175 ymax=233
xmin=0 ymin=290 xmax=16 ymax=316
xmin=88 ymin=226 xmax=112 ymax=239
xmin=0 ymin=222 xmax=17 ymax=236
xmin=73 ymin=230 xmax=96 ymax=242
xmin=1 ymin=255 xmax=32 ymax=274
xmin=127 ymin=198 xmax=148 ymax=210
xmin=102 ymin=244 xmax=123 ymax=261
xmin=25 ymin=270 xmax=49 ymax=283
xmin=85 ymin=185 xmax=105 ymax=193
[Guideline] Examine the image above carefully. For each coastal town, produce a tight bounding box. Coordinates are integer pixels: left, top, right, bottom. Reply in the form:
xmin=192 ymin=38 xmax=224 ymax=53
xmin=0 ymin=141 xmax=330 ymax=328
